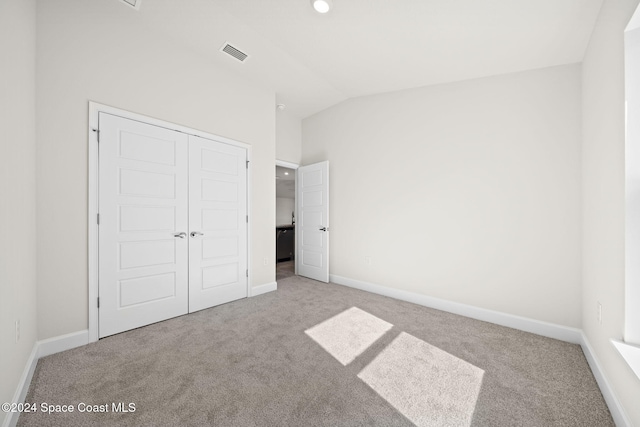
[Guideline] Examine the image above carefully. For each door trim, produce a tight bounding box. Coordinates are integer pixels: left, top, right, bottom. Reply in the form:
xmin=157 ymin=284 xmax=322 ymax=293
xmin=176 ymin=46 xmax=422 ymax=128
xmin=88 ymin=102 xmax=252 ymax=342
xmin=275 ymin=160 xmax=299 ymax=170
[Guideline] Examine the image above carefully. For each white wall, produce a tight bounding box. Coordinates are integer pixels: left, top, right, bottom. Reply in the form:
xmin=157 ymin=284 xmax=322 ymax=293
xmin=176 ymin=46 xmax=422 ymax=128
xmin=276 ymin=109 xmax=302 ymax=164
xmin=36 ymin=0 xmax=276 ymax=340
xmin=0 ymin=0 xmax=38 ymax=424
xmin=276 ymin=198 xmax=295 ymax=226
xmin=582 ymin=0 xmax=640 ymax=424
xmin=303 ymin=64 xmax=582 ymax=327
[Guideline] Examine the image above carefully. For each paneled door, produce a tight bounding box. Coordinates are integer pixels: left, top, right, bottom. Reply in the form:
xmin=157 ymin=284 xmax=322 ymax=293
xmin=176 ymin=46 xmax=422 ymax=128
xmin=188 ymin=135 xmax=248 ymax=311
xmin=98 ymin=113 xmax=189 ymax=338
xmin=297 ymin=161 xmax=329 ymax=283
xmin=98 ymin=113 xmax=248 ymax=338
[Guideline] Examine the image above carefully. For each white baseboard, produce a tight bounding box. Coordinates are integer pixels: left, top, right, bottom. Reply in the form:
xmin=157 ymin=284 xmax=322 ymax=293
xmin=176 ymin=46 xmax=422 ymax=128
xmin=3 ymin=329 xmax=89 ymax=427
xmin=580 ymin=334 xmax=631 ymax=427
xmin=38 ymin=330 xmax=89 ymax=358
xmin=250 ymin=281 xmax=277 ymax=297
xmin=3 ymin=344 xmax=38 ymax=427
xmin=329 ymin=274 xmax=582 ymax=343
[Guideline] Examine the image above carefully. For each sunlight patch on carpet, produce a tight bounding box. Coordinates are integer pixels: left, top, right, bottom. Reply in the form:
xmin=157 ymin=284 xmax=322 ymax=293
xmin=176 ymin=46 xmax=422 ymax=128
xmin=358 ymin=332 xmax=484 ymax=427
xmin=305 ymin=307 xmax=393 ymax=365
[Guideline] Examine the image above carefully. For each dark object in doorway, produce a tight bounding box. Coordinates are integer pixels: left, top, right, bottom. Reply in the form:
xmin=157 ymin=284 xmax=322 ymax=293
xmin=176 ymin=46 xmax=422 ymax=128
xmin=276 ymin=225 xmax=295 ymax=262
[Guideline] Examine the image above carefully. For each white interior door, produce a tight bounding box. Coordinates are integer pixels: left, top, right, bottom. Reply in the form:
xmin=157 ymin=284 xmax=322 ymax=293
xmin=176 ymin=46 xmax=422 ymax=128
xmin=297 ymin=161 xmax=329 ymax=282
xmin=188 ymin=135 xmax=248 ymax=312
xmin=98 ymin=113 xmax=189 ymax=338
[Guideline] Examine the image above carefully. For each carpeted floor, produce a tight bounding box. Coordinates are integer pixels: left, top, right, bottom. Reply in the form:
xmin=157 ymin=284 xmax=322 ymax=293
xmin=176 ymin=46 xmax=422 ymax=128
xmin=276 ymin=260 xmax=295 ymax=281
xmin=18 ymin=276 xmax=613 ymax=426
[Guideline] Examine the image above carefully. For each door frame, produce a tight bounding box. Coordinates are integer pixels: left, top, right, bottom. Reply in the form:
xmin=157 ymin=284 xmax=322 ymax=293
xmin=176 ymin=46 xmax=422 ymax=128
xmin=275 ymin=160 xmax=299 ymax=276
xmin=88 ymin=102 xmax=252 ymax=342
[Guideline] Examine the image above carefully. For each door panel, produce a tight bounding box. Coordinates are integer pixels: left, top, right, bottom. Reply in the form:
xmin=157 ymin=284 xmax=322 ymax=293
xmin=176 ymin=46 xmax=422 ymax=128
xmin=119 ymin=273 xmax=176 ymax=307
xmin=188 ymin=135 xmax=248 ymax=312
xmin=119 ymin=169 xmax=176 ymax=198
xmin=98 ymin=113 xmax=189 ymax=338
xmin=119 ymin=206 xmax=175 ymax=231
xmin=297 ymin=161 xmax=329 ymax=282
xmin=118 ymin=240 xmax=176 ymax=269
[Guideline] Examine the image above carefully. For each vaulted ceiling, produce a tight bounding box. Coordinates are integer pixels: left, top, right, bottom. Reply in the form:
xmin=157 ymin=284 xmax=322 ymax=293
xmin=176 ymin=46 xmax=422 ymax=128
xmin=129 ymin=0 xmax=603 ymax=118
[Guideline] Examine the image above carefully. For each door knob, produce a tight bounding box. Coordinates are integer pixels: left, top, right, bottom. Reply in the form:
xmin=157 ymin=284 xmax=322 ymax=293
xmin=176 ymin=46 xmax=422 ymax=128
xmin=190 ymin=231 xmax=204 ymax=238
xmin=173 ymin=232 xmax=187 ymax=239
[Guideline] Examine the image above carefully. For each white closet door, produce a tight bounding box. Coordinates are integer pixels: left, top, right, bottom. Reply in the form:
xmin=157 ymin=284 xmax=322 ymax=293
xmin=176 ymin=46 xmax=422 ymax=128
xmin=188 ymin=135 xmax=248 ymax=312
xmin=98 ymin=113 xmax=189 ymax=338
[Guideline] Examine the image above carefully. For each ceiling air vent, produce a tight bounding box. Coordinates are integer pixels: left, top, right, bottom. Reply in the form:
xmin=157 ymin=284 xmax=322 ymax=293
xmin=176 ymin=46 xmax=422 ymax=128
xmin=120 ymin=0 xmax=141 ymax=10
xmin=221 ymin=43 xmax=249 ymax=63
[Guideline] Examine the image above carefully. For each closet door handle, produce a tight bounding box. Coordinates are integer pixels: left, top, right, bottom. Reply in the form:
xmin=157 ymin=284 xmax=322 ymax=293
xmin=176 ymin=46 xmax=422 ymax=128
xmin=173 ymin=232 xmax=187 ymax=239
xmin=190 ymin=231 xmax=204 ymax=238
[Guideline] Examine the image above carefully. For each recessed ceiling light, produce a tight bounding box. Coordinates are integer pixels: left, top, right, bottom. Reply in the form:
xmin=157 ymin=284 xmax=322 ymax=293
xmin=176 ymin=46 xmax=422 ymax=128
xmin=311 ymin=0 xmax=332 ymax=14
xmin=284 ymin=172 xmax=289 ymax=176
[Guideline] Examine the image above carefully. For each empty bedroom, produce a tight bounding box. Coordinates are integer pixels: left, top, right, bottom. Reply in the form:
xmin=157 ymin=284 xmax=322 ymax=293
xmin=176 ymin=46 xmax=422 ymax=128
xmin=2 ymin=0 xmax=640 ymax=426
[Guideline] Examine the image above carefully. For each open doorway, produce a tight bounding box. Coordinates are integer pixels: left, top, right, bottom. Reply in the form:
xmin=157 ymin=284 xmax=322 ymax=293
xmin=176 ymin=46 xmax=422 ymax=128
xmin=276 ymin=163 xmax=297 ymax=281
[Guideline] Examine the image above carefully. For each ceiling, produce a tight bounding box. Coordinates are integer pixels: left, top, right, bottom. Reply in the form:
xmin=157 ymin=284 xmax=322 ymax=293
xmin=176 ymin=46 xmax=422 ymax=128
xmin=129 ymin=0 xmax=603 ymax=118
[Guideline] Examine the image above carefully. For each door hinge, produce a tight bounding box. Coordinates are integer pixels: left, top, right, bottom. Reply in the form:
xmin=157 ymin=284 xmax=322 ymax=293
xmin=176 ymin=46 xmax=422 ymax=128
xmin=246 ymin=215 xmax=248 ymax=223
xmin=246 ymin=160 xmax=249 ymax=169
xmin=97 ymin=297 xmax=100 ymax=308
xmin=93 ymin=128 xmax=100 ymax=143
xmin=97 ymin=213 xmax=100 ymax=225
xmin=246 ymin=269 xmax=248 ymax=277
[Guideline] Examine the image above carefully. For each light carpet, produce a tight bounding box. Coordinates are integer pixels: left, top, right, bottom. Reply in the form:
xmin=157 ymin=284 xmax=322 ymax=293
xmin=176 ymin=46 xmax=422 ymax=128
xmin=305 ymin=306 xmax=393 ymax=365
xmin=18 ymin=275 xmax=613 ymax=426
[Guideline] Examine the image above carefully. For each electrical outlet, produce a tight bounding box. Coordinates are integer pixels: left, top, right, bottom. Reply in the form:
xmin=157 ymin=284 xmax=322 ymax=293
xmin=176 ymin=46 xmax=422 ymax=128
xmin=263 ymin=257 xmax=268 ymax=266
xmin=15 ymin=320 xmax=20 ymax=343
xmin=364 ymin=256 xmax=372 ymax=266
xmin=597 ymin=302 xmax=602 ymax=325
